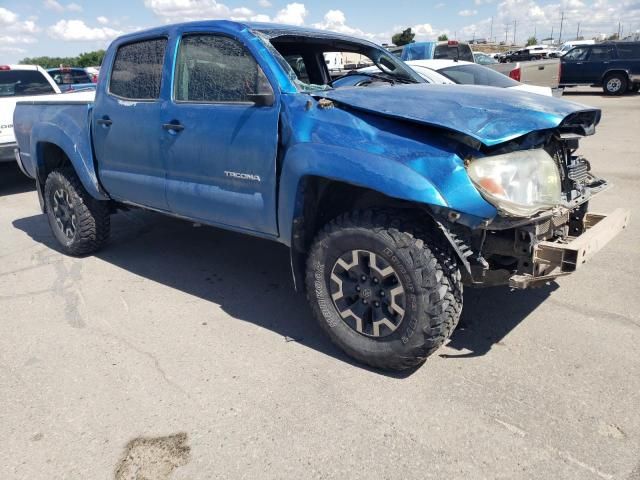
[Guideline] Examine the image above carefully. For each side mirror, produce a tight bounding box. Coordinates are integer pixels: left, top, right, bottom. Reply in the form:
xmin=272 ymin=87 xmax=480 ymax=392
xmin=248 ymin=93 xmax=275 ymax=107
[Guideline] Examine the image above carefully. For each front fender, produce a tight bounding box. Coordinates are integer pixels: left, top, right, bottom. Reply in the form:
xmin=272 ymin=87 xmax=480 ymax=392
xmin=277 ymin=142 xmax=496 ymax=247
xmin=31 ymin=120 xmax=108 ymax=201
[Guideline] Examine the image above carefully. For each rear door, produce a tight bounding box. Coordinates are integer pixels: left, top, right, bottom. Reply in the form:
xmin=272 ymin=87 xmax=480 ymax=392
xmin=162 ymin=31 xmax=280 ymax=235
xmin=560 ymin=46 xmax=590 ymax=84
xmin=92 ymin=37 xmax=170 ymax=209
xmin=583 ymin=45 xmax=615 ymax=83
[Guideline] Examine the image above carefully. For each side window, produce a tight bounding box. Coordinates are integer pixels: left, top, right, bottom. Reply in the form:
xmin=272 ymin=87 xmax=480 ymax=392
xmin=616 ymin=44 xmax=640 ymax=59
xmin=564 ymin=47 xmax=589 ymax=61
xmin=72 ymin=70 xmax=91 ymax=84
xmin=588 ymin=47 xmax=613 ymax=61
xmin=174 ymin=34 xmax=273 ymax=103
xmin=110 ymin=38 xmax=167 ymax=100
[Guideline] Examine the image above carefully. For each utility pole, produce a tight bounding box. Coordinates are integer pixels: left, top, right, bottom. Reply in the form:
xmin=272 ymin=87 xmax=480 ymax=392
xmin=505 ymin=23 xmax=509 ymax=44
xmin=550 ymin=26 xmax=554 ymax=44
xmin=490 ymin=16 xmax=493 ymax=43
xmin=576 ymin=22 xmax=580 ymax=40
xmin=513 ymin=20 xmax=517 ymax=44
xmin=559 ymin=11 xmax=564 ymax=43
xmin=618 ymin=21 xmax=621 ymax=39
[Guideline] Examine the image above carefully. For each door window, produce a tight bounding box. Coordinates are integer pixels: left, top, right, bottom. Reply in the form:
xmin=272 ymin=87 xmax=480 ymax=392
xmin=109 ymin=38 xmax=167 ymax=100
xmin=564 ymin=47 xmax=589 ymax=61
xmin=616 ymin=44 xmax=640 ymax=59
xmin=588 ymin=47 xmax=613 ymax=61
xmin=174 ymin=34 xmax=273 ymax=103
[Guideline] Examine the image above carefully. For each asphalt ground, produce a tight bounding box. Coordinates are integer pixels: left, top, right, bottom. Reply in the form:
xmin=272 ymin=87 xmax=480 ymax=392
xmin=1 ymin=87 xmax=638 ymax=479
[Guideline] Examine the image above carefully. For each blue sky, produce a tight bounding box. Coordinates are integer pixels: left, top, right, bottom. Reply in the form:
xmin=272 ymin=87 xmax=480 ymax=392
xmin=1 ymin=0 xmax=638 ymax=63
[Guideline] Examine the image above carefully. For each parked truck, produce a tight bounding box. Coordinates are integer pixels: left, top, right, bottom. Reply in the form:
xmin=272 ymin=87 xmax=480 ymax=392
xmin=13 ymin=21 xmax=630 ymax=370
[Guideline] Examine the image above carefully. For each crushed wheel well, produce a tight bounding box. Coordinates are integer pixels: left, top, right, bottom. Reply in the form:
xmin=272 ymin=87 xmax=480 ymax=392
xmin=289 ymin=176 xmax=442 ymax=290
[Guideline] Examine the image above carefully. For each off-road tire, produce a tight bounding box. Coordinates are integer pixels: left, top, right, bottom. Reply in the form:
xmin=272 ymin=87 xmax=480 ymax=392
xmin=44 ymin=167 xmax=110 ymax=256
xmin=305 ymin=209 xmax=463 ymax=370
xmin=603 ymin=73 xmax=628 ymax=96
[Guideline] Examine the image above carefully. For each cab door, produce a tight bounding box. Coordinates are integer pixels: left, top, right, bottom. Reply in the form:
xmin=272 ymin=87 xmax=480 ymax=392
xmin=92 ymin=37 xmax=170 ymax=209
xmin=560 ymin=46 xmax=591 ymax=84
xmin=162 ymin=32 xmax=280 ymax=235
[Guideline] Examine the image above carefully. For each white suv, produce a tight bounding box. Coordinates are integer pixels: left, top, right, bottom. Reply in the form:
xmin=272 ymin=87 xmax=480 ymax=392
xmin=0 ymin=65 xmax=60 ymax=163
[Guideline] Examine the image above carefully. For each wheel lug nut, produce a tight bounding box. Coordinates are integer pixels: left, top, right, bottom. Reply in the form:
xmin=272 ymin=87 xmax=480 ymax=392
xmin=361 ymin=275 xmax=367 ymax=281
xmin=380 ymin=291 xmax=385 ymax=297
xmin=374 ymin=301 xmax=380 ymax=307
xmin=362 ymin=299 xmax=368 ymax=305
xmin=355 ymin=285 xmax=361 ymax=292
xmin=373 ymin=278 xmax=379 ymax=284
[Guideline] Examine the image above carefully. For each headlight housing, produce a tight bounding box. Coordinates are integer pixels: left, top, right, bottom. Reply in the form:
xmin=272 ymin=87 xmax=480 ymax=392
xmin=467 ymin=149 xmax=562 ymax=217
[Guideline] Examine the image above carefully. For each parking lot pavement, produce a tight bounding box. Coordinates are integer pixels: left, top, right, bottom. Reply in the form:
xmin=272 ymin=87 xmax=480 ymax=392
xmin=1 ymin=88 xmax=639 ymax=480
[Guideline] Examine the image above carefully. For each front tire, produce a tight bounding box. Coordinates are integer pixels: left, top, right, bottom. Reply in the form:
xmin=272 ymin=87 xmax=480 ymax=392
xmin=44 ymin=167 xmax=110 ymax=256
xmin=603 ymin=73 xmax=627 ymax=95
xmin=305 ymin=210 xmax=462 ymax=370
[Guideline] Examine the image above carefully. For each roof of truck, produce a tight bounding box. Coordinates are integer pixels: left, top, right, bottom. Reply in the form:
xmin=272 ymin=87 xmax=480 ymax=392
xmin=114 ymin=20 xmax=376 ymax=47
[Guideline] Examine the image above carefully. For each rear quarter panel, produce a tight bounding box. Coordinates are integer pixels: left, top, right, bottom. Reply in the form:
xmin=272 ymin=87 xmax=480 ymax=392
xmin=13 ymin=93 xmax=107 ymax=199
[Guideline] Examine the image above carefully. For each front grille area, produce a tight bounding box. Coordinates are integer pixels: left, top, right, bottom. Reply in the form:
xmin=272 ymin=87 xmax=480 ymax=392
xmin=567 ymin=157 xmax=590 ymax=184
xmin=548 ymin=140 xmax=591 ymax=201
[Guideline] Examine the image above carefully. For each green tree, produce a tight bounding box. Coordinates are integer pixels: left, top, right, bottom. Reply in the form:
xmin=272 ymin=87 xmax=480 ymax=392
xmin=526 ymin=36 xmax=538 ymax=46
xmin=437 ymin=34 xmax=449 ymax=41
xmin=392 ymin=28 xmax=416 ymax=46
xmin=19 ymin=49 xmax=105 ymax=69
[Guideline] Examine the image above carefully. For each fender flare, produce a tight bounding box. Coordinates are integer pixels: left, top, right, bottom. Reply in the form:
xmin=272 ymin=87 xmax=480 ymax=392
xmin=30 ymin=121 xmax=108 ymax=201
xmin=600 ymin=68 xmax=631 ymax=85
xmin=277 ymin=143 xmax=495 ymax=290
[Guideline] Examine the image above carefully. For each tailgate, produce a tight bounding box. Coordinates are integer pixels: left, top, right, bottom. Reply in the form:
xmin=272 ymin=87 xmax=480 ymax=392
xmin=520 ymin=59 xmax=560 ymax=88
xmin=0 ymin=97 xmax=17 ymax=144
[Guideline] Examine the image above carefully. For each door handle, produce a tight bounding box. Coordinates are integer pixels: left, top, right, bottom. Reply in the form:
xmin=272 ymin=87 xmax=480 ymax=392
xmin=96 ymin=117 xmax=112 ymax=126
xmin=162 ymin=122 xmax=184 ymax=132
xmin=538 ymin=65 xmax=545 ymax=70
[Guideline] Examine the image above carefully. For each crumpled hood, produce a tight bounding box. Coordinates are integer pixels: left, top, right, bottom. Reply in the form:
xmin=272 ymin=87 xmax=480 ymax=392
xmin=313 ymin=84 xmax=600 ymax=147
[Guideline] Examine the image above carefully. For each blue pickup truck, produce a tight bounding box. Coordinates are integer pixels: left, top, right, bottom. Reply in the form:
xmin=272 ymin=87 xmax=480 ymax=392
xmin=13 ymin=21 xmax=629 ymax=370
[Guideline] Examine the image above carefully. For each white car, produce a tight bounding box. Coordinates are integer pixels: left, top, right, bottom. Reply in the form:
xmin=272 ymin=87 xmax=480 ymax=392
xmin=1 ymin=65 xmax=61 ymax=163
xmin=1 ymin=65 xmax=95 ymax=170
xmin=406 ymin=59 xmax=553 ymax=96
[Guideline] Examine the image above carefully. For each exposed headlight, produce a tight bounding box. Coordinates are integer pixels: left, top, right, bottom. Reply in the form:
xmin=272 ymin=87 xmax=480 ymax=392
xmin=467 ymin=149 xmax=561 ymax=217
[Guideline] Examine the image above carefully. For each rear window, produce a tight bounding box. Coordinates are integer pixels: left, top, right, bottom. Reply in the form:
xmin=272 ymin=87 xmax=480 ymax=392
xmin=438 ymin=64 xmax=519 ymax=88
xmin=616 ymin=44 xmax=640 ymax=59
xmin=0 ymin=70 xmax=56 ymax=97
xmin=434 ymin=44 xmax=474 ymax=62
xmin=109 ymin=38 xmax=167 ymax=100
xmin=50 ymin=69 xmax=92 ymax=85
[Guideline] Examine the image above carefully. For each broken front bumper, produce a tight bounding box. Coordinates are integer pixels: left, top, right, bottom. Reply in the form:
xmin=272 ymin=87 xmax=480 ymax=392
xmin=509 ymin=208 xmax=631 ymax=288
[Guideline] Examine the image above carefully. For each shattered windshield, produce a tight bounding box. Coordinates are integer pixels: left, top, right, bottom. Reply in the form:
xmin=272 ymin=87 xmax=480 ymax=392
xmin=252 ymin=29 xmax=423 ymax=92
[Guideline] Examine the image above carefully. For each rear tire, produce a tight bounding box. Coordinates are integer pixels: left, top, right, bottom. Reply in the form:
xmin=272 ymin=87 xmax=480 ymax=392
xmin=44 ymin=167 xmax=110 ymax=256
xmin=305 ymin=210 xmax=463 ymax=371
xmin=603 ymin=73 xmax=627 ymax=95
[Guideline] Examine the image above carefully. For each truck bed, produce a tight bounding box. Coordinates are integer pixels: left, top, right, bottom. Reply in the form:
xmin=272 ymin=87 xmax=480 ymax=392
xmin=488 ymin=59 xmax=560 ymax=89
xmin=13 ymin=91 xmax=97 ymax=184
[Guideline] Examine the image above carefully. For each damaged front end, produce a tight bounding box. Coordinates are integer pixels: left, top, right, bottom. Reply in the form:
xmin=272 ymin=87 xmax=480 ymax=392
xmin=441 ymin=114 xmax=631 ymax=288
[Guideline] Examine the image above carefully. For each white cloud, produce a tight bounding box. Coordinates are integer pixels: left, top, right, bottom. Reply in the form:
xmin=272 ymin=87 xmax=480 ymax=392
xmin=0 ymin=46 xmax=27 ymax=54
xmin=44 ymin=0 xmax=65 ymax=12
xmin=0 ymin=7 xmax=39 ymax=45
xmin=273 ymin=2 xmax=307 ymax=25
xmin=144 ymin=0 xmax=239 ymax=20
xmin=258 ymin=0 xmax=271 ymax=6
xmin=0 ymin=7 xmax=18 ymax=24
xmin=97 ymin=16 xmax=109 ymax=25
xmin=67 ymin=2 xmax=83 ymax=12
xmin=48 ymin=19 xmax=123 ymax=41
xmin=251 ymin=14 xmax=271 ymax=22
xmin=459 ymin=9 xmax=478 ymax=16
xmin=0 ymin=35 xmax=37 ymax=45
